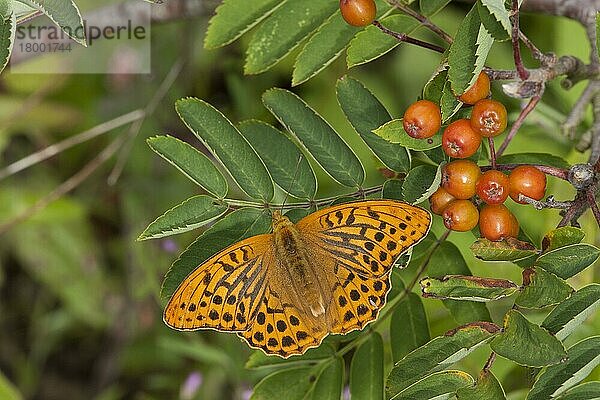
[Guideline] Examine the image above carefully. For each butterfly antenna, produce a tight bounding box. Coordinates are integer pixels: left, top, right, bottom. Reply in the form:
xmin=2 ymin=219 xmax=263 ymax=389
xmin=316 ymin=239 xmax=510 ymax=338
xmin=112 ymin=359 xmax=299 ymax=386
xmin=280 ymin=154 xmax=304 ymax=214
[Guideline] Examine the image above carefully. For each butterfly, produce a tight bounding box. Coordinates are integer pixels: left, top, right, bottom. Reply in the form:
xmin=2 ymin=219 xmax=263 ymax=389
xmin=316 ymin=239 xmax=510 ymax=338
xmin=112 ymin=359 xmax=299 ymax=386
xmin=163 ymin=199 xmax=431 ymax=358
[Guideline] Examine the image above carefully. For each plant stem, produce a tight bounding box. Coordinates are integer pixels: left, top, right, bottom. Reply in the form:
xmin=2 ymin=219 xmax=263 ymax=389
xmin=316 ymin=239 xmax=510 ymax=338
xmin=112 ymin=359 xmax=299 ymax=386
xmin=488 ymin=137 xmax=497 ymax=169
xmin=482 ymin=164 xmax=569 ymax=180
xmin=372 ymin=20 xmax=446 ymax=54
xmin=496 ymin=95 xmax=542 ymax=157
xmin=386 ymin=0 xmax=453 ymax=44
xmin=511 ymin=0 xmax=530 ymax=80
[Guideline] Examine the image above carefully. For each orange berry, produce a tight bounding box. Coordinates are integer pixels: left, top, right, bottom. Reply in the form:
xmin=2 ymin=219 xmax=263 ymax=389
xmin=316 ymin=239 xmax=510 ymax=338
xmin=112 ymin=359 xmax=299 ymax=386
xmin=403 ymin=100 xmax=442 ymax=139
xmin=340 ymin=0 xmax=377 ymax=27
xmin=509 ymin=165 xmax=547 ymax=204
xmin=441 ymin=159 xmax=482 ymax=199
xmin=476 ymin=170 xmax=510 ymax=205
xmin=470 ymin=99 xmax=507 ymax=137
xmin=479 ymin=204 xmax=519 ymax=241
xmin=429 ymin=187 xmax=456 ymax=215
xmin=442 ymin=200 xmax=479 ymax=232
xmin=442 ymin=119 xmax=482 ymax=159
xmin=459 ymin=72 xmax=491 ymax=104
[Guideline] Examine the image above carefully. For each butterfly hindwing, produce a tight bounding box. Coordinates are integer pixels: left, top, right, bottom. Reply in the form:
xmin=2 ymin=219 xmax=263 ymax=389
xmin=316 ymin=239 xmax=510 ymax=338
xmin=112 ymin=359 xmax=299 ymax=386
xmin=239 ymin=286 xmax=326 ymax=358
xmin=296 ymin=200 xmax=431 ymax=278
xmin=164 ymin=235 xmax=272 ymax=331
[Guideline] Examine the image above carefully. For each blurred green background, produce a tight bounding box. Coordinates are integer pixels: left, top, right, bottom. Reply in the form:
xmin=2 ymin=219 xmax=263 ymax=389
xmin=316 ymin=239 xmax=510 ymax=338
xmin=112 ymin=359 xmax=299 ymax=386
xmin=0 ymin=1 xmax=598 ymax=399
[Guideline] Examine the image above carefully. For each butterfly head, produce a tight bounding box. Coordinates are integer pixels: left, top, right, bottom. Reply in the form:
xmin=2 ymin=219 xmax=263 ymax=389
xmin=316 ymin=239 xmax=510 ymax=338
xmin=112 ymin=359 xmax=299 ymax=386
xmin=271 ymin=210 xmax=293 ymax=232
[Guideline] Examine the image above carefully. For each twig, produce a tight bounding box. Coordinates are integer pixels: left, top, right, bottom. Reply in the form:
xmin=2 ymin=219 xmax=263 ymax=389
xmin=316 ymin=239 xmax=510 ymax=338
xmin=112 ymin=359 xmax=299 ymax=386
xmin=386 ymin=0 xmax=453 ymax=44
xmin=563 ymin=81 xmax=600 ymax=139
xmin=587 ymin=190 xmax=600 ymax=225
xmin=372 ymin=20 xmax=446 ymax=54
xmin=496 ymin=95 xmax=542 ymax=157
xmin=518 ymin=31 xmax=554 ymax=66
xmin=0 ymin=110 xmax=145 ymax=180
xmin=511 ymin=0 xmax=529 ymax=80
xmin=488 ymin=137 xmax=497 ymax=169
xmin=557 ymin=192 xmax=588 ymax=227
xmin=588 ymin=91 xmax=600 ymax=164
xmin=518 ymin=194 xmax=573 ymax=210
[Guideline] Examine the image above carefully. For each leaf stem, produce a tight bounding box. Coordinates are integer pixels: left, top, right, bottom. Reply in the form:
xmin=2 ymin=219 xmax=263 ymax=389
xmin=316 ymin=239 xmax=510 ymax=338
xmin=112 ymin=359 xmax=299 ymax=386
xmin=511 ymin=0 xmax=530 ymax=80
xmin=386 ymin=0 xmax=453 ymax=44
xmin=372 ymin=20 xmax=446 ymax=54
xmin=488 ymin=137 xmax=497 ymax=169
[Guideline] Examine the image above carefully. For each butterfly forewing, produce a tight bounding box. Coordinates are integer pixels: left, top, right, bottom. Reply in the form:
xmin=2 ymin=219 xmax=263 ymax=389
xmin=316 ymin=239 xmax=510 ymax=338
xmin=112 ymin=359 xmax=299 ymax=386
xmin=296 ymin=200 xmax=431 ymax=277
xmin=164 ymin=235 xmax=272 ymax=331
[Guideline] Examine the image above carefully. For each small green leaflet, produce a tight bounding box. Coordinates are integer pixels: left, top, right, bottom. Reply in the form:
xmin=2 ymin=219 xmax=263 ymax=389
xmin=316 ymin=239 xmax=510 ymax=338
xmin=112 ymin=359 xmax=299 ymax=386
xmin=542 ymin=284 xmax=600 ymax=341
xmin=16 ymin=0 xmax=86 ymax=45
xmin=421 ymin=275 xmax=519 ymax=302
xmin=0 ymin=1 xmax=15 ymax=74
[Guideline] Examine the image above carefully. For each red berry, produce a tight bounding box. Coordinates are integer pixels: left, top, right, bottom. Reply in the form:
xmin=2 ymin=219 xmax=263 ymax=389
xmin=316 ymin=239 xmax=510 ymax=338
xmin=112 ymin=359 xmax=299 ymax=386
xmin=340 ymin=0 xmax=377 ymax=27
xmin=442 ymin=200 xmax=479 ymax=232
xmin=403 ymin=100 xmax=442 ymax=139
xmin=479 ymin=204 xmax=519 ymax=241
xmin=429 ymin=187 xmax=456 ymax=215
xmin=441 ymin=159 xmax=482 ymax=199
xmin=470 ymin=99 xmax=507 ymax=137
xmin=459 ymin=72 xmax=491 ymax=105
xmin=442 ymin=119 xmax=482 ymax=158
xmin=509 ymin=165 xmax=547 ymax=204
xmin=476 ymin=170 xmax=510 ymax=205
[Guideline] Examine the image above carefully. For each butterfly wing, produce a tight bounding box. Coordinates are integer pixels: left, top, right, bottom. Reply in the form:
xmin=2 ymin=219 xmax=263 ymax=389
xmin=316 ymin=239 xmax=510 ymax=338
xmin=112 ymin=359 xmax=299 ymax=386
xmin=164 ymin=234 xmax=273 ymax=331
xmin=296 ymin=200 xmax=431 ymax=278
xmin=296 ymin=200 xmax=431 ymax=334
xmin=238 ymin=284 xmax=327 ymax=358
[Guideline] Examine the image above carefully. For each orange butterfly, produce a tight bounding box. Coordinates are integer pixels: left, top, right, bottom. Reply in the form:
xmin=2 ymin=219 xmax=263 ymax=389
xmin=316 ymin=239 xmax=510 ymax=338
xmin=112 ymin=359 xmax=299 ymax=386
xmin=164 ymin=200 xmax=431 ymax=358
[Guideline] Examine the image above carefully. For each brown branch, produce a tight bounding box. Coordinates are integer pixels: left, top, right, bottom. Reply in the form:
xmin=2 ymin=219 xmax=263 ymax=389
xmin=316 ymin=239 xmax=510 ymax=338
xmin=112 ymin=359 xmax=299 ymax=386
xmin=386 ymin=0 xmax=453 ymax=44
xmin=496 ymin=95 xmax=542 ymax=157
xmin=511 ymin=0 xmax=530 ymax=80
xmin=372 ymin=20 xmax=446 ymax=53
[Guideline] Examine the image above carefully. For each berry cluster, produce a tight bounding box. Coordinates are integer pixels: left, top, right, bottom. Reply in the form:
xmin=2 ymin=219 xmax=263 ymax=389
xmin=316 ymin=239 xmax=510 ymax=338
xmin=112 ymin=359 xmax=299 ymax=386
xmin=401 ymin=72 xmax=547 ymax=241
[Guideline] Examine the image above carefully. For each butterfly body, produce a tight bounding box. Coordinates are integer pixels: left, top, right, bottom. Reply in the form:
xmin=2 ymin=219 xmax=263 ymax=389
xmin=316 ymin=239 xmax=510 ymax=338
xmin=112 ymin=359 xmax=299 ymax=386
xmin=164 ymin=200 xmax=431 ymax=358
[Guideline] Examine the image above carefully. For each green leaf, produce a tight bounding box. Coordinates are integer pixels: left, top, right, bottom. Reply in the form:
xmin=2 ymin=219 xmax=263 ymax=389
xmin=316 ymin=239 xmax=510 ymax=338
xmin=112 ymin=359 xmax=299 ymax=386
xmin=251 ymin=367 xmax=315 ymax=400
xmin=0 ymin=3 xmax=15 ymax=74
xmin=496 ymin=153 xmax=570 ymax=169
xmin=262 ymin=88 xmax=365 ymax=187
xmin=245 ymin=0 xmax=338 ymax=74
xmin=390 ymin=293 xmax=430 ymax=362
xmin=490 ymin=310 xmax=567 ymax=368
xmin=138 ymin=196 xmax=228 ymax=241
xmin=420 ymin=0 xmax=451 ymax=16
xmin=421 ymin=275 xmax=519 ymax=302
xmin=347 ymin=14 xmax=420 ymax=67
xmin=423 ymin=64 xmax=449 ymax=104
xmin=542 ymin=284 xmax=600 ymax=341
xmin=204 ymin=0 xmax=283 ymax=48
xmin=390 ymin=370 xmax=474 ymax=400
xmin=17 ymin=0 xmax=86 ymax=45
xmin=239 ymin=120 xmax=317 ymax=199
xmin=0 ymin=370 xmax=23 ymax=400
xmin=383 ymin=179 xmax=404 ymax=201
xmin=386 ymin=322 xmax=500 ymax=396
xmin=457 ymin=370 xmax=506 ymax=399
xmin=336 ymin=76 xmax=411 ymax=173
xmin=428 ymin=241 xmax=492 ymax=323
xmin=402 ymin=164 xmax=443 ymax=205
xmin=311 ymin=358 xmax=343 ymax=400
xmin=441 ymin=79 xmax=463 ymax=121
xmin=448 ymin=6 xmax=494 ymax=95
xmin=535 ymin=244 xmax=600 ymax=279
xmin=542 ymin=226 xmax=585 ymax=252
xmin=478 ymin=0 xmax=511 ymax=41
xmin=176 ymin=98 xmax=274 ymax=202
xmin=373 ymin=119 xmax=443 ymax=150
xmin=470 ymin=238 xmax=538 ymax=261
xmin=350 ymin=333 xmax=384 ymax=400
xmin=527 ymin=336 xmax=600 ymax=400
xmin=147 ymin=135 xmax=228 ymax=198
xmin=161 ymin=208 xmax=271 ymax=301
xmin=556 ymin=382 xmax=600 ymax=400
xmin=246 ymin=344 xmax=334 ymax=369
xmin=515 ymin=267 xmax=573 ymax=309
